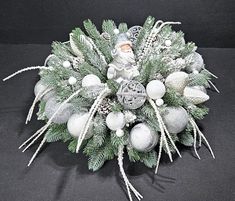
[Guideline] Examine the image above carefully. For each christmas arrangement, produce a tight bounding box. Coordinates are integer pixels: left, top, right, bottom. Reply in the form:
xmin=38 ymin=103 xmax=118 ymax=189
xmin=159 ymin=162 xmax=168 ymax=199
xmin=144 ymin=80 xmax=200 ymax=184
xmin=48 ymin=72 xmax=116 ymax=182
xmin=3 ymin=16 xmax=219 ymax=201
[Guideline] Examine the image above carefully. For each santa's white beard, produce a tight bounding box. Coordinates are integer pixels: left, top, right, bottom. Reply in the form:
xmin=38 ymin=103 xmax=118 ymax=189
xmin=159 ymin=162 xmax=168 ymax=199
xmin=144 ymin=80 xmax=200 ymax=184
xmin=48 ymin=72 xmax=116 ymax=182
xmin=117 ymin=50 xmax=135 ymax=64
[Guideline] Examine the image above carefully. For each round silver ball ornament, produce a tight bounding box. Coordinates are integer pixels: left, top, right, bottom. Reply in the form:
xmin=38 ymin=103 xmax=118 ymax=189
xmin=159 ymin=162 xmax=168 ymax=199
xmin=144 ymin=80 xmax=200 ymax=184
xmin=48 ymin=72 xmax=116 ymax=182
xmin=106 ymin=112 xmax=125 ymax=131
xmin=45 ymin=98 xmax=74 ymax=124
xmin=129 ymin=123 xmax=158 ymax=152
xmin=185 ymin=52 xmax=204 ymax=73
xmin=162 ymin=106 xmax=189 ymax=134
xmin=117 ymin=80 xmax=147 ymax=110
xmin=34 ymin=80 xmax=56 ymax=101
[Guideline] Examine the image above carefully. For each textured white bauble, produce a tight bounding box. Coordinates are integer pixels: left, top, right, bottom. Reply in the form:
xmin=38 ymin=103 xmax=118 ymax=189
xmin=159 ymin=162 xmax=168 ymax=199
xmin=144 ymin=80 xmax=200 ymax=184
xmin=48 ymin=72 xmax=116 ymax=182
xmin=68 ymin=76 xmax=77 ymax=85
xmin=185 ymin=52 xmax=204 ymax=73
xmin=45 ymin=98 xmax=74 ymax=124
xmin=165 ymin=39 xmax=172 ymax=46
xmin=155 ymin=98 xmax=164 ymax=106
xmin=163 ymin=107 xmax=189 ymax=134
xmin=183 ymin=86 xmax=209 ymax=104
xmin=82 ymin=74 xmax=101 ymax=87
xmin=130 ymin=123 xmax=158 ymax=152
xmin=106 ymin=112 xmax=125 ymax=131
xmin=67 ymin=113 xmax=93 ymax=139
xmin=146 ymin=80 xmax=166 ymax=100
xmin=34 ymin=80 xmax=55 ymax=101
xmin=165 ymin=72 xmax=189 ymax=94
xmin=62 ymin=60 xmax=71 ymax=68
xmin=191 ymin=86 xmax=207 ymax=94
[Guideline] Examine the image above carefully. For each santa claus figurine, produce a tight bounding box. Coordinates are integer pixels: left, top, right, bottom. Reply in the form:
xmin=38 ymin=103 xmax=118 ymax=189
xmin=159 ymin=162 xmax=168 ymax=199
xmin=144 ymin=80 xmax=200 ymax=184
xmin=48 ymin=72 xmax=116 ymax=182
xmin=107 ymin=33 xmax=140 ymax=83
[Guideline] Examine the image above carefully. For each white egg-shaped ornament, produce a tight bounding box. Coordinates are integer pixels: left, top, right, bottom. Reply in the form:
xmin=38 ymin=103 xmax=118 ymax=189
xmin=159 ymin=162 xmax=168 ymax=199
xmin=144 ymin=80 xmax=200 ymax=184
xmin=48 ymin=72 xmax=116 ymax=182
xmin=67 ymin=113 xmax=93 ymax=139
xmin=162 ymin=106 xmax=189 ymax=134
xmin=183 ymin=86 xmax=209 ymax=105
xmin=82 ymin=74 xmax=102 ymax=87
xmin=106 ymin=112 xmax=125 ymax=131
xmin=185 ymin=52 xmax=204 ymax=73
xmin=129 ymin=123 xmax=158 ymax=152
xmin=146 ymin=80 xmax=166 ymax=100
xmin=34 ymin=80 xmax=56 ymax=101
xmin=191 ymin=86 xmax=207 ymax=94
xmin=165 ymin=72 xmax=189 ymax=94
xmin=44 ymin=98 xmax=74 ymax=124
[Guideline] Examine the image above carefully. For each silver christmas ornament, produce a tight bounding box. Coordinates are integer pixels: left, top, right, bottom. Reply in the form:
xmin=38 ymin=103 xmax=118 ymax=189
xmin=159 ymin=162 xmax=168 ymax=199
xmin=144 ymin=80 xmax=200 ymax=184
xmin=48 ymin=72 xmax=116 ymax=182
xmin=165 ymin=72 xmax=189 ymax=94
xmin=117 ymin=80 xmax=147 ymax=109
xmin=34 ymin=80 xmax=55 ymax=101
xmin=163 ymin=106 xmax=189 ymax=134
xmin=183 ymin=86 xmax=209 ymax=105
xmin=45 ymin=98 xmax=74 ymax=124
xmin=185 ymin=52 xmax=204 ymax=73
xmin=127 ymin=26 xmax=142 ymax=45
xmin=106 ymin=112 xmax=126 ymax=131
xmin=129 ymin=123 xmax=158 ymax=152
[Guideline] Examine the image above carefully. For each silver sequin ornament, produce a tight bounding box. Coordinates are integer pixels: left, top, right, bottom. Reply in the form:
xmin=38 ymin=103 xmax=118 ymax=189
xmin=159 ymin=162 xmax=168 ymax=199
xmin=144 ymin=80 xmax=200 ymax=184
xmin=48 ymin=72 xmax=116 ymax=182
xmin=117 ymin=80 xmax=147 ymax=109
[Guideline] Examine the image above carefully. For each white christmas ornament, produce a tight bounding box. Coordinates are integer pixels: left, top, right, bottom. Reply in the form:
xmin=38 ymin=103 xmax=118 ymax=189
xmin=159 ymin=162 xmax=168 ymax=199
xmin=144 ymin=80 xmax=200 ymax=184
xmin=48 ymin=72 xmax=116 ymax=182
xmin=113 ymin=28 xmax=120 ymax=35
xmin=155 ymin=98 xmax=164 ymax=106
xmin=68 ymin=76 xmax=77 ymax=85
xmin=191 ymin=86 xmax=207 ymax=94
xmin=163 ymin=106 xmax=189 ymax=134
xmin=146 ymin=80 xmax=166 ymax=100
xmin=185 ymin=52 xmax=204 ymax=73
xmin=165 ymin=72 xmax=189 ymax=94
xmin=183 ymin=86 xmax=209 ymax=104
xmin=62 ymin=60 xmax=71 ymax=68
xmin=67 ymin=113 xmax=93 ymax=139
xmin=116 ymin=129 xmax=125 ymax=137
xmin=130 ymin=123 xmax=158 ymax=152
xmin=82 ymin=74 xmax=101 ymax=87
xmin=165 ymin=39 xmax=172 ymax=46
xmin=45 ymin=98 xmax=74 ymax=124
xmin=106 ymin=112 xmax=125 ymax=131
xmin=34 ymin=80 xmax=55 ymax=101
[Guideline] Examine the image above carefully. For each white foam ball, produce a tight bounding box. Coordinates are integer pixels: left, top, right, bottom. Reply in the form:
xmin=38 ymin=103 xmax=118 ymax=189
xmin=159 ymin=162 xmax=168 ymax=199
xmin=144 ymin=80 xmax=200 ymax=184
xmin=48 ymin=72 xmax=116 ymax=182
xmin=68 ymin=76 xmax=77 ymax=85
xmin=146 ymin=80 xmax=166 ymax=100
xmin=106 ymin=112 xmax=125 ymax=131
xmin=165 ymin=39 xmax=172 ymax=46
xmin=116 ymin=129 xmax=124 ymax=137
xmin=67 ymin=113 xmax=93 ymax=139
xmin=185 ymin=52 xmax=204 ymax=73
xmin=63 ymin=60 xmax=71 ymax=68
xmin=130 ymin=123 xmax=158 ymax=152
xmin=163 ymin=107 xmax=189 ymax=134
xmin=113 ymin=28 xmax=120 ymax=35
xmin=155 ymin=98 xmax=164 ymax=106
xmin=82 ymin=74 xmax=101 ymax=87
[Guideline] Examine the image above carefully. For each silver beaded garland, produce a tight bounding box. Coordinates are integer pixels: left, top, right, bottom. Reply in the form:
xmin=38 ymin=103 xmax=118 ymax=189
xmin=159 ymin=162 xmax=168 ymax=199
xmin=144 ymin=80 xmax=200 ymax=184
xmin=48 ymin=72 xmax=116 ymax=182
xmin=117 ymin=80 xmax=147 ymax=110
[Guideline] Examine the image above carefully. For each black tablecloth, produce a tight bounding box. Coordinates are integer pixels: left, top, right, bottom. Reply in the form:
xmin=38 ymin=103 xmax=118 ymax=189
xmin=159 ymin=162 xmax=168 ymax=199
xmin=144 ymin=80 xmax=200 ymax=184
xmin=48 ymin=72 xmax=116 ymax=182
xmin=0 ymin=44 xmax=234 ymax=201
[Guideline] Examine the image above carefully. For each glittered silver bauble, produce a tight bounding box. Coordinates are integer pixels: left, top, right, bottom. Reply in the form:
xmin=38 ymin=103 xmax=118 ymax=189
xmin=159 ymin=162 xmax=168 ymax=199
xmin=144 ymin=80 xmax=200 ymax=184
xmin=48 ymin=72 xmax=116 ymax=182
xmin=163 ymin=107 xmax=189 ymax=134
xmin=129 ymin=123 xmax=158 ymax=152
xmin=34 ymin=80 xmax=55 ymax=101
xmin=185 ymin=52 xmax=204 ymax=73
xmin=165 ymin=72 xmax=189 ymax=94
xmin=117 ymin=80 xmax=147 ymax=109
xmin=183 ymin=86 xmax=209 ymax=105
xmin=127 ymin=26 xmax=142 ymax=45
xmin=45 ymin=98 xmax=74 ymax=124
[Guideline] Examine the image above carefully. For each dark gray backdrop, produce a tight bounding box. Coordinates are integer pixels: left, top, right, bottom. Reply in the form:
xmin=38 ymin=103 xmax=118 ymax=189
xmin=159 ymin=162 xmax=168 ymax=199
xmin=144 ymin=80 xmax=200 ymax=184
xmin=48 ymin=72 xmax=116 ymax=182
xmin=0 ymin=0 xmax=234 ymax=47
xmin=0 ymin=1 xmax=235 ymax=201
